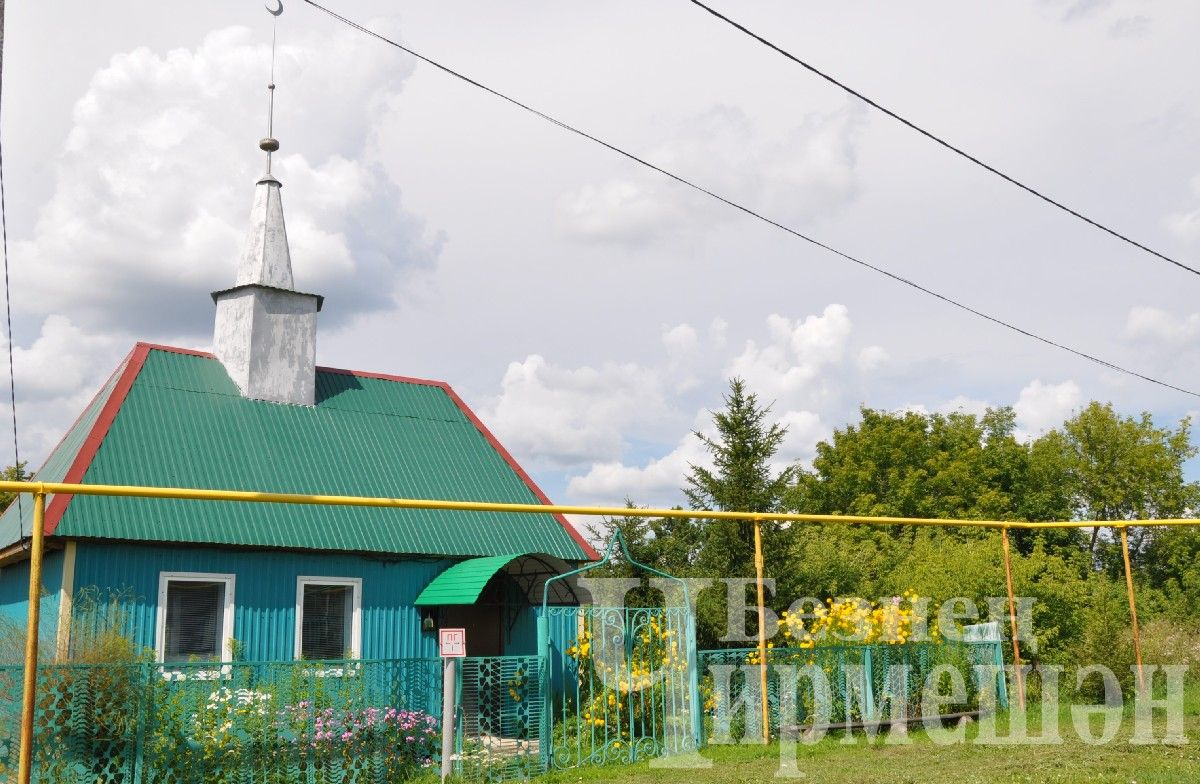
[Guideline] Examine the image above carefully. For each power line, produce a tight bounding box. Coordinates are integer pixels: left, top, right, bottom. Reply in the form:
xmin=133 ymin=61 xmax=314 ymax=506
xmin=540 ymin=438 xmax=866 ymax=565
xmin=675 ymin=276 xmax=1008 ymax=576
xmin=0 ymin=0 xmax=23 ymax=535
xmin=300 ymin=0 xmax=1200 ymax=400
xmin=685 ymin=0 xmax=1200 ymax=279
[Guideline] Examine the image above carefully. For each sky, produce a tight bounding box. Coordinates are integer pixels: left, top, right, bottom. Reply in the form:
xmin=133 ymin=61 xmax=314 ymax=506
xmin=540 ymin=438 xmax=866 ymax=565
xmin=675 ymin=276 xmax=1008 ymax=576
xmin=3 ymin=0 xmax=1200 ymax=511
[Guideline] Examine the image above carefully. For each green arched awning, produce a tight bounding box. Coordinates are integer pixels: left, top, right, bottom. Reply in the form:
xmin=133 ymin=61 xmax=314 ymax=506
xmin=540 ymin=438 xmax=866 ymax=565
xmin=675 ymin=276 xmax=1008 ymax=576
xmin=415 ymin=552 xmax=582 ymax=606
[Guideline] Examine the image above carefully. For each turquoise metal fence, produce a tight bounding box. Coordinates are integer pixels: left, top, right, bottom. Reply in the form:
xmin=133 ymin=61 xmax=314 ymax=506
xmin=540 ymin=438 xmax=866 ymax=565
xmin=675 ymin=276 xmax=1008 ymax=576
xmin=697 ymin=639 xmax=1006 ymax=742
xmin=0 ymin=657 xmax=442 ymax=783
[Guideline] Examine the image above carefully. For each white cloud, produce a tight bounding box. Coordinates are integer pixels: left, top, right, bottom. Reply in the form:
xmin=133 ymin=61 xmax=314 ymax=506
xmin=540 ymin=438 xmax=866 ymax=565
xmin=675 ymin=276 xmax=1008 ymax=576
xmin=485 ymin=354 xmax=672 ymax=468
xmin=1124 ymin=305 xmax=1200 ymax=345
xmin=0 ymin=316 xmax=179 ymax=462
xmin=558 ymin=104 xmax=864 ymax=246
xmin=661 ymin=323 xmax=700 ymax=357
xmin=775 ymin=409 xmax=829 ymax=467
xmin=11 ymin=25 xmax=437 ymax=338
xmin=856 ymin=345 xmax=889 ymax=373
xmin=1014 ymin=379 xmax=1082 ymax=439
xmin=726 ymin=305 xmax=853 ymax=408
xmin=567 ymin=433 xmax=710 ymax=505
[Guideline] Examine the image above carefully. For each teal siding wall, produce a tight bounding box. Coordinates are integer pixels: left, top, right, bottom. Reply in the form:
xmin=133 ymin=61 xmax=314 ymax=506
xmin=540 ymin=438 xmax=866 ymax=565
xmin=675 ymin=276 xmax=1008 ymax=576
xmin=0 ymin=550 xmax=64 ymax=649
xmin=71 ymin=542 xmax=450 ymax=661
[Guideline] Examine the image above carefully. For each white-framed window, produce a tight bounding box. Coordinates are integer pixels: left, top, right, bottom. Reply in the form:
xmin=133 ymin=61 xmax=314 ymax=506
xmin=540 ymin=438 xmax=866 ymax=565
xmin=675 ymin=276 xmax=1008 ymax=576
xmin=295 ymin=576 xmax=362 ymax=660
xmin=155 ymin=572 xmax=236 ymax=664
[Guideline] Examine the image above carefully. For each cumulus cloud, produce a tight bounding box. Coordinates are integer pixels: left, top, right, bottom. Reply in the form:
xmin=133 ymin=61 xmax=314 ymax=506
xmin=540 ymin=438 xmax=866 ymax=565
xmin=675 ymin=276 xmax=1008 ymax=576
xmin=1014 ymin=379 xmax=1082 ymax=439
xmin=484 ymin=354 xmax=674 ymax=469
xmin=558 ymin=104 xmax=864 ymax=246
xmin=1124 ymin=305 xmax=1200 ymax=345
xmin=548 ymin=306 xmax=865 ymax=505
xmin=11 ymin=24 xmax=437 ymax=339
xmin=567 ymin=433 xmax=710 ymax=504
xmin=2 ymin=316 xmax=180 ymax=461
xmin=725 ymin=305 xmax=853 ymax=409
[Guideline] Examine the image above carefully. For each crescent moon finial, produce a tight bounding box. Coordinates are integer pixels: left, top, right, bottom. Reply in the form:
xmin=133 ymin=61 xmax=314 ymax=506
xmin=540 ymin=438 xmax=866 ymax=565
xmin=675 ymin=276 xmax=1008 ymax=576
xmin=265 ymin=0 xmax=284 ymax=17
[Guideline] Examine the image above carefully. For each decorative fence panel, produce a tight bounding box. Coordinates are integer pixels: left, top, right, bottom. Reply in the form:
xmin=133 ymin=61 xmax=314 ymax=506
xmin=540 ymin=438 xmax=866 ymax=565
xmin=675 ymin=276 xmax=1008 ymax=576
xmin=0 ymin=657 xmax=443 ymax=784
xmin=697 ymin=639 xmax=1006 ymax=742
xmin=539 ymin=606 xmax=700 ymax=771
xmin=455 ymin=655 xmax=542 ymax=782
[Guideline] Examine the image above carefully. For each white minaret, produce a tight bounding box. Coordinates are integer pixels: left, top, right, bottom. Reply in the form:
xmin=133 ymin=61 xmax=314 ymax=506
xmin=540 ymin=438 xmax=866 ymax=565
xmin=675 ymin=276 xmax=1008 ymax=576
xmin=212 ymin=8 xmax=322 ymax=406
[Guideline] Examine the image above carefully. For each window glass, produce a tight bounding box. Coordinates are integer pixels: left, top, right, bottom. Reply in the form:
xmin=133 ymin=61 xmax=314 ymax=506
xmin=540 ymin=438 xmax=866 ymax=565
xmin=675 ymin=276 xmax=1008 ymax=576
xmin=163 ymin=580 xmax=225 ymax=662
xmin=301 ymin=583 xmax=354 ymax=660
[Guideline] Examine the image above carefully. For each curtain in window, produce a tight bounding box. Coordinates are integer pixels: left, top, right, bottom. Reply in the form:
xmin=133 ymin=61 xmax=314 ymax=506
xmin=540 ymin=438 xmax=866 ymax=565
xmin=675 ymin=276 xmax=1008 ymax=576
xmin=301 ymin=584 xmax=352 ymax=660
xmin=164 ymin=581 xmax=225 ymax=662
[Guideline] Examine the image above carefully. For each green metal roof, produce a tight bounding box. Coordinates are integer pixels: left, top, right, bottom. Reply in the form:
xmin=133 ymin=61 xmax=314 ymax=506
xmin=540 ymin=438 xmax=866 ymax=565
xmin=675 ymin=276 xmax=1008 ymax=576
xmin=413 ymin=553 xmax=526 ymax=606
xmin=0 ymin=344 xmax=595 ymax=561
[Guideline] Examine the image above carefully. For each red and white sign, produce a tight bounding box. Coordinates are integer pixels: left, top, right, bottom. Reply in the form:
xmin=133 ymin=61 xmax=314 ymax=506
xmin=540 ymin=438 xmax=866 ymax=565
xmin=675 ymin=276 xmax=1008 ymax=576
xmin=439 ymin=628 xmax=467 ymax=658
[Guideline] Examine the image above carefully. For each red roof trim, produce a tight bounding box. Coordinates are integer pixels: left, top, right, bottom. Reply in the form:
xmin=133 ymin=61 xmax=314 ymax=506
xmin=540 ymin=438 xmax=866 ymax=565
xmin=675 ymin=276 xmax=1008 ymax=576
xmin=137 ymin=342 xmax=213 ymax=359
xmin=44 ymin=343 xmax=153 ymax=535
xmin=436 ymin=382 xmax=600 ymax=561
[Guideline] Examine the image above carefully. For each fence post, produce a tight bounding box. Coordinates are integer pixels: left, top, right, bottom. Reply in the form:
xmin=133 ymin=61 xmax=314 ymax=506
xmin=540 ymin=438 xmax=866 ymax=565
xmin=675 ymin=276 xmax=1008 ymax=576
xmin=537 ymin=613 xmax=550 ymax=769
xmin=993 ymin=641 xmax=1009 ymax=709
xmin=133 ymin=662 xmax=150 ymax=784
xmin=685 ymin=611 xmax=703 ymax=748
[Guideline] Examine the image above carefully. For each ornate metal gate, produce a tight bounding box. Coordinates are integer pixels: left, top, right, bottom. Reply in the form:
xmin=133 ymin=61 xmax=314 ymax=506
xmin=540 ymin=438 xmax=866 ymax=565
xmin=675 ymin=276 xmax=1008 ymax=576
xmin=536 ymin=533 xmax=702 ymax=771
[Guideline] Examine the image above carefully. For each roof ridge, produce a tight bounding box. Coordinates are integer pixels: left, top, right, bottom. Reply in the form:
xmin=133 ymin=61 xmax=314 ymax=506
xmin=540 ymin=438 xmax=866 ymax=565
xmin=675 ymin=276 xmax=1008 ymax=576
xmin=138 ymin=343 xmax=454 ymax=390
xmin=134 ymin=375 xmax=472 ymax=426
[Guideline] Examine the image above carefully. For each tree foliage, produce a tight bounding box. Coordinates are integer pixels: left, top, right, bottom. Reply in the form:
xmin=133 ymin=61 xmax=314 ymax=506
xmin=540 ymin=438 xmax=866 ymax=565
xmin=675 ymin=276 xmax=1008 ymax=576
xmin=607 ymin=382 xmax=1200 ymax=667
xmin=0 ymin=461 xmax=31 ymax=514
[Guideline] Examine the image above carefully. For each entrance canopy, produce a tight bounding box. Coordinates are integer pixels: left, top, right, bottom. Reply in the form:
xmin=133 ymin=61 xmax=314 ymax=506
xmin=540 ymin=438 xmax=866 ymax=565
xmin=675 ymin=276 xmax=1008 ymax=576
xmin=415 ymin=552 xmax=581 ymax=606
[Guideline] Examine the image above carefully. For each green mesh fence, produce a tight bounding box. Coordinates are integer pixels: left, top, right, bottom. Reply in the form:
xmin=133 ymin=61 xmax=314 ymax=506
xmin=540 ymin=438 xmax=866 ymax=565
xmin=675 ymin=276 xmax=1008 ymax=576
xmin=455 ymin=655 xmax=542 ymax=782
xmin=0 ymin=657 xmax=443 ymax=783
xmin=698 ymin=640 xmax=1006 ymax=742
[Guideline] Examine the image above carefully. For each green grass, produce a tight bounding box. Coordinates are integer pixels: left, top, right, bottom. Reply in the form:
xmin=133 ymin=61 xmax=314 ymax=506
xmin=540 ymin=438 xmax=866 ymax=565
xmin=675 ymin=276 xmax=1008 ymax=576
xmin=514 ymin=688 xmax=1200 ymax=784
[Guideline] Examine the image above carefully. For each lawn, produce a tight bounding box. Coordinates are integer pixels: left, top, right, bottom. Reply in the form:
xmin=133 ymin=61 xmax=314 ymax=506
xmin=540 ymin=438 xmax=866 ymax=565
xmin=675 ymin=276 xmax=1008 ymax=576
xmin=518 ymin=687 xmax=1200 ymax=784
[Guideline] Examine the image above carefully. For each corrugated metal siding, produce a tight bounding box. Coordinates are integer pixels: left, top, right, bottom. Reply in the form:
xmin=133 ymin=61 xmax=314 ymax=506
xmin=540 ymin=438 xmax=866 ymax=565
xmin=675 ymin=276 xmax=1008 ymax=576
xmin=0 ymin=550 xmax=64 ymax=639
xmin=54 ymin=349 xmax=588 ymax=560
xmin=0 ymin=357 xmax=128 ymax=549
xmin=71 ymin=542 xmax=448 ymax=661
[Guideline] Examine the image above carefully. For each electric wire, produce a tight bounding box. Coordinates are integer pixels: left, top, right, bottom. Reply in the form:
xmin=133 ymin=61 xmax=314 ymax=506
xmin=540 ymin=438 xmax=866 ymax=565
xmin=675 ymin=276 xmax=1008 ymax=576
xmin=686 ymin=0 xmax=1200 ymax=278
xmin=301 ymin=0 xmax=1200 ymax=400
xmin=0 ymin=2 xmax=23 ymax=537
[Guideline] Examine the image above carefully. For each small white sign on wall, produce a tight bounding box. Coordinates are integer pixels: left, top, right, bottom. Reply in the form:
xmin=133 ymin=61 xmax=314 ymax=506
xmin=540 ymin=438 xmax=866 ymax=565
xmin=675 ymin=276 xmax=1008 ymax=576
xmin=439 ymin=627 xmax=467 ymax=658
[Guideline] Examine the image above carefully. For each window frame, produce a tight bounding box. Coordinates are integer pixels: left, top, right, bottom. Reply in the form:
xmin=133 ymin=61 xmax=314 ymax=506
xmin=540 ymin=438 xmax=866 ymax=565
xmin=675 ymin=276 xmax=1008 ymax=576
xmin=294 ymin=576 xmax=363 ymax=661
xmin=155 ymin=571 xmax=236 ymax=665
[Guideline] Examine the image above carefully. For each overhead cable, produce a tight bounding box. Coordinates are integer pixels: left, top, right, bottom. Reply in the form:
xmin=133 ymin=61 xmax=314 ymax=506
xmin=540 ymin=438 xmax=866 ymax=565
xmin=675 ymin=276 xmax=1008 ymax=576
xmin=0 ymin=0 xmax=24 ymax=534
xmin=301 ymin=0 xmax=1200 ymax=400
xmin=686 ymin=0 xmax=1200 ymax=278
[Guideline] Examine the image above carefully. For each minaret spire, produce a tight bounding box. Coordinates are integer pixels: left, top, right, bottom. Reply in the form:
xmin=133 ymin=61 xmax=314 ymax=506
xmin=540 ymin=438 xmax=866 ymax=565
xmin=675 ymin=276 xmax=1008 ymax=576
xmin=262 ymin=0 xmax=282 ymax=176
xmin=212 ymin=0 xmax=324 ymax=407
